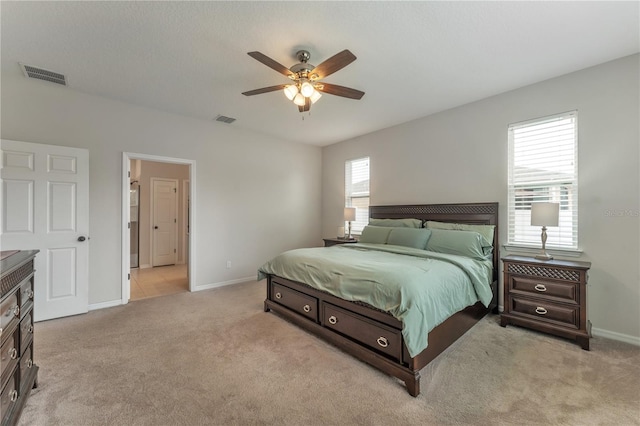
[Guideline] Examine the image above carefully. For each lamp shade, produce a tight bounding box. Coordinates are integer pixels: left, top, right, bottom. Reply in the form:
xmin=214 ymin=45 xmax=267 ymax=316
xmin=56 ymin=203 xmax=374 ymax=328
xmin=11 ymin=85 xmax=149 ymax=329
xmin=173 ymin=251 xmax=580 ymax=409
xmin=344 ymin=207 xmax=356 ymax=222
xmin=531 ymin=202 xmax=559 ymax=227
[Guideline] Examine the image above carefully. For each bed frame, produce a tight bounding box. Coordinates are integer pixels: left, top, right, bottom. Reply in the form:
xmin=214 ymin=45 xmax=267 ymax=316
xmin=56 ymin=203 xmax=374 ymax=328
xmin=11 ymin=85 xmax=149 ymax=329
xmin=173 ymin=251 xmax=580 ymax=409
xmin=263 ymin=202 xmax=499 ymax=396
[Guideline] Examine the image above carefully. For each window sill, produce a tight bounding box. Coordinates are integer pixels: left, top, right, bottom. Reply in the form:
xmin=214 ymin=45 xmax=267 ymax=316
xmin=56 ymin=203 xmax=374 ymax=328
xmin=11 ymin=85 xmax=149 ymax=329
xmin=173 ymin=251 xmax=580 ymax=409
xmin=502 ymin=244 xmax=583 ymax=258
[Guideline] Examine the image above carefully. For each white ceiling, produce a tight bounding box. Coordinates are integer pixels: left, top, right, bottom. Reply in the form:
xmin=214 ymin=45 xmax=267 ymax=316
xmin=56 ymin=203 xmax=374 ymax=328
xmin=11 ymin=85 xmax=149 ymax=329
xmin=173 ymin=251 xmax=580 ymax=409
xmin=2 ymin=1 xmax=638 ymax=146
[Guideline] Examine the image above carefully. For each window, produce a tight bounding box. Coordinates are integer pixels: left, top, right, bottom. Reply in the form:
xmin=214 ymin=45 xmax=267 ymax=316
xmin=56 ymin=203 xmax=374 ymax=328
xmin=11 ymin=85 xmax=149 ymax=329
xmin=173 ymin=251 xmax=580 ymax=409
xmin=508 ymin=111 xmax=578 ymax=249
xmin=345 ymin=157 xmax=370 ymax=235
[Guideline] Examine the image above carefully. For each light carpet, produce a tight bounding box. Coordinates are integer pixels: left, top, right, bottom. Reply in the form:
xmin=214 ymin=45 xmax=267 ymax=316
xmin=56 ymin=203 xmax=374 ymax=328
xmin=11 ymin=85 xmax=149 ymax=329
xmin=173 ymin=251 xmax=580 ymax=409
xmin=19 ymin=280 xmax=640 ymax=425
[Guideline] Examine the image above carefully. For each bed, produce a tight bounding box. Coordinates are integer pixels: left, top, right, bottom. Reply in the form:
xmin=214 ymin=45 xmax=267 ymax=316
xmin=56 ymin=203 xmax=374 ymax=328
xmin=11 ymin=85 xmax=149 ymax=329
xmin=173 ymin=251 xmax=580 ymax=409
xmin=258 ymin=202 xmax=499 ymax=396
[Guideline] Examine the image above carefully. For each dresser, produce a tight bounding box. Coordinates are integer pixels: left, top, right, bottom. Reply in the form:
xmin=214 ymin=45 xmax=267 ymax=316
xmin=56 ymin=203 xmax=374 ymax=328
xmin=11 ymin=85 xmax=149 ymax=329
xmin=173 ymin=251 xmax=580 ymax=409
xmin=501 ymin=255 xmax=591 ymax=350
xmin=0 ymin=250 xmax=39 ymax=425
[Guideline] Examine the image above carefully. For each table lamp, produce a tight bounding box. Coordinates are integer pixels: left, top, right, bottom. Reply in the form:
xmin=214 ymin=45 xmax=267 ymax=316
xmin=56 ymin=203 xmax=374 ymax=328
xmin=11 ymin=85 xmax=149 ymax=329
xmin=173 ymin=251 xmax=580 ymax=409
xmin=344 ymin=207 xmax=356 ymax=240
xmin=531 ymin=202 xmax=559 ymax=260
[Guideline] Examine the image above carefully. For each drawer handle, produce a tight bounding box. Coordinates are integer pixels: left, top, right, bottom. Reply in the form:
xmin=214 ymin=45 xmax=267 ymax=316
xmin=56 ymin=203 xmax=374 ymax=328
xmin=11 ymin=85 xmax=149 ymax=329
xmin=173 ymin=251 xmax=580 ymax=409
xmin=13 ymin=306 xmax=20 ymax=317
xmin=28 ymin=324 xmax=34 ymax=334
xmin=9 ymin=390 xmax=17 ymax=402
xmin=377 ymin=337 xmax=389 ymax=348
xmin=26 ymin=359 xmax=33 ymax=368
xmin=9 ymin=347 xmax=18 ymax=360
xmin=535 ymin=307 xmax=548 ymax=315
xmin=534 ymin=284 xmax=547 ymax=292
xmin=27 ymin=289 xmax=34 ymax=299
xmin=303 ymin=304 xmax=311 ymax=313
xmin=328 ymin=315 xmax=338 ymax=325
xmin=275 ymin=292 xmax=282 ymax=299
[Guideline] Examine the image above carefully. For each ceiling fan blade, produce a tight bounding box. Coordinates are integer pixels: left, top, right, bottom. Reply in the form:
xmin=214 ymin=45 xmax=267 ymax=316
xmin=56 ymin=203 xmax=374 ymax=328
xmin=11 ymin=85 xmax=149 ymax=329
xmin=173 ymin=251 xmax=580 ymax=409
xmin=242 ymin=84 xmax=288 ymax=96
xmin=247 ymin=52 xmax=294 ymax=78
xmin=316 ymin=83 xmax=365 ymax=100
xmin=310 ymin=50 xmax=357 ymax=80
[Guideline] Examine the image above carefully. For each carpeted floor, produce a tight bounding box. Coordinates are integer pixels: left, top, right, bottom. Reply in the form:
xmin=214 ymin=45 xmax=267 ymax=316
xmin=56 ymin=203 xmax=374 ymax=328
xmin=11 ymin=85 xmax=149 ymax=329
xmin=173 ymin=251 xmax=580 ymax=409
xmin=19 ymin=280 xmax=640 ymax=425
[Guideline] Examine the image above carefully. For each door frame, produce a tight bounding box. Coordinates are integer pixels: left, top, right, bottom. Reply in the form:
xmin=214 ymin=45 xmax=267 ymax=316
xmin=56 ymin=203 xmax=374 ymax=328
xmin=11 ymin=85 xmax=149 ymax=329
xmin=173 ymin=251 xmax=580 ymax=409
xmin=150 ymin=177 xmax=179 ymax=267
xmin=121 ymin=152 xmax=196 ymax=304
xmin=181 ymin=179 xmax=190 ymax=265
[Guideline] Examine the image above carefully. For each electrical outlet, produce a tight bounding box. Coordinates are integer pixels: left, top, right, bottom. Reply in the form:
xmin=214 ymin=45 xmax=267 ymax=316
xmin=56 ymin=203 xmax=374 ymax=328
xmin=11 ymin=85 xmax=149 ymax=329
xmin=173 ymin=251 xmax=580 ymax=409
xmin=226 ymin=260 xmax=231 ymax=269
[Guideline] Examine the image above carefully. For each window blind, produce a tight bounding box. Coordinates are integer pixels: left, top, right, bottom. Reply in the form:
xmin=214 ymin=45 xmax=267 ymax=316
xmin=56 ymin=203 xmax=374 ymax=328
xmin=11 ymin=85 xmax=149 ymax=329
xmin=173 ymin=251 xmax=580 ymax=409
xmin=345 ymin=157 xmax=370 ymax=234
xmin=508 ymin=111 xmax=578 ymax=249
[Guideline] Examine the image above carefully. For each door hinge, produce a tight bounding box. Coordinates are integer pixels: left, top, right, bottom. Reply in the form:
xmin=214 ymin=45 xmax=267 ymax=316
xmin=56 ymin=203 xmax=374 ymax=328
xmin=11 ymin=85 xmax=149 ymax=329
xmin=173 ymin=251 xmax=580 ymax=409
xmin=174 ymin=248 xmax=177 ymax=253
xmin=128 ymin=222 xmax=131 ymax=229
xmin=128 ymin=171 xmax=130 ymax=178
xmin=174 ymin=218 xmax=177 ymax=223
xmin=128 ymin=273 xmax=130 ymax=280
xmin=174 ymin=187 xmax=177 ymax=193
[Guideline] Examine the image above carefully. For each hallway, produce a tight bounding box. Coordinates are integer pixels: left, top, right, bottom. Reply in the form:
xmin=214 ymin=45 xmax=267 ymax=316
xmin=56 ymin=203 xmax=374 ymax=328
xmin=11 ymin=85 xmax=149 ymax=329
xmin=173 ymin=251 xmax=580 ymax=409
xmin=130 ymin=264 xmax=188 ymax=301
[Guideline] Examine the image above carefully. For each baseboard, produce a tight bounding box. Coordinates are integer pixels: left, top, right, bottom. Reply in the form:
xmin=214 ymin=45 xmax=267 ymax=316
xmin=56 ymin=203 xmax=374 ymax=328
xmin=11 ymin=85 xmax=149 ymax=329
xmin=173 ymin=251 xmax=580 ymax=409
xmin=591 ymin=327 xmax=640 ymax=347
xmin=88 ymin=299 xmax=122 ymax=311
xmin=194 ymin=276 xmax=255 ymax=292
xmin=139 ymin=264 xmax=152 ymax=269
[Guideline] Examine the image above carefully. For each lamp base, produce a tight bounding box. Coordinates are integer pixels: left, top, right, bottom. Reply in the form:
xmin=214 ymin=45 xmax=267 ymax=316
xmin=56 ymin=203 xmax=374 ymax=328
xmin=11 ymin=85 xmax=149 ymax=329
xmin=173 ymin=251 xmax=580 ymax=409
xmin=535 ymin=252 xmax=553 ymax=261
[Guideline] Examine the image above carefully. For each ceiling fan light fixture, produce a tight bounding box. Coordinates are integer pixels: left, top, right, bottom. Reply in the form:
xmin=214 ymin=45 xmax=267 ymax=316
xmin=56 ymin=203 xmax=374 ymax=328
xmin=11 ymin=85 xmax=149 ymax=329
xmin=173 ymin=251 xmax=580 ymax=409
xmin=309 ymin=89 xmax=322 ymax=104
xmin=293 ymin=93 xmax=306 ymax=106
xmin=300 ymin=80 xmax=314 ymax=97
xmin=283 ymin=84 xmax=298 ymax=100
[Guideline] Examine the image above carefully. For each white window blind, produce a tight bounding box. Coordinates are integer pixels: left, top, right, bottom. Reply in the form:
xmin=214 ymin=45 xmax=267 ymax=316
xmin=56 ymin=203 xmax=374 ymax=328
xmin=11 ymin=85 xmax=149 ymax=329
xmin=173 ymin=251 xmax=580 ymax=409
xmin=345 ymin=157 xmax=370 ymax=234
xmin=508 ymin=111 xmax=578 ymax=249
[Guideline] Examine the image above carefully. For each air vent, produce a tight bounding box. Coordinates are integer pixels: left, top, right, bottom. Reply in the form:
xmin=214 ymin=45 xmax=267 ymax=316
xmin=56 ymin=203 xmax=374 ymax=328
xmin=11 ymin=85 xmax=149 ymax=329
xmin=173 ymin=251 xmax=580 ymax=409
xmin=214 ymin=115 xmax=236 ymax=124
xmin=19 ymin=63 xmax=67 ymax=86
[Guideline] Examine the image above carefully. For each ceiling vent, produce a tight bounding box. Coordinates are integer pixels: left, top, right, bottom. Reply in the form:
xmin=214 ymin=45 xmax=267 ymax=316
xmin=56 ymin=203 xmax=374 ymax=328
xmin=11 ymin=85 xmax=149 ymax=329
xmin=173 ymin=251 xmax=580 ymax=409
xmin=214 ymin=115 xmax=236 ymax=124
xmin=19 ymin=63 xmax=67 ymax=86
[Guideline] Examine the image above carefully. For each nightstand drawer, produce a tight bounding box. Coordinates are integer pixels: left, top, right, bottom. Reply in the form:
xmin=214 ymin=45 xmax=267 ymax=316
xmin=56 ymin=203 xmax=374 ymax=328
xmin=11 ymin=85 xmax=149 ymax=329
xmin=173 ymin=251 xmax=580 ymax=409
xmin=511 ymin=296 xmax=579 ymax=329
xmin=271 ymin=282 xmax=318 ymax=322
xmin=510 ymin=276 xmax=578 ymax=304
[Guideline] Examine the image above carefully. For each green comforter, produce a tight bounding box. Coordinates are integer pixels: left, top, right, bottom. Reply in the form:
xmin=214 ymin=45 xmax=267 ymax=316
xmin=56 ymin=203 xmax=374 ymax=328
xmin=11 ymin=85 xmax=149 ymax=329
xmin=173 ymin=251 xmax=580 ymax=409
xmin=257 ymin=243 xmax=493 ymax=357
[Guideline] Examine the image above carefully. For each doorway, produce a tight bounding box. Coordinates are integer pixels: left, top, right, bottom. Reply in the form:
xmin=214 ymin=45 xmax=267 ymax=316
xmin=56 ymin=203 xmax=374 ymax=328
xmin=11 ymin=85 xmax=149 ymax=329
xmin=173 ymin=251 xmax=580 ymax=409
xmin=121 ymin=153 xmax=196 ymax=304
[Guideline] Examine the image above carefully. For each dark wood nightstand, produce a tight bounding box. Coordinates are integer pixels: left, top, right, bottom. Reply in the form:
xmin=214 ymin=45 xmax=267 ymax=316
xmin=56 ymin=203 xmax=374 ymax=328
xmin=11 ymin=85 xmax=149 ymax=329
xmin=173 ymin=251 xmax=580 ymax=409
xmin=323 ymin=238 xmax=358 ymax=247
xmin=500 ymin=255 xmax=591 ymax=350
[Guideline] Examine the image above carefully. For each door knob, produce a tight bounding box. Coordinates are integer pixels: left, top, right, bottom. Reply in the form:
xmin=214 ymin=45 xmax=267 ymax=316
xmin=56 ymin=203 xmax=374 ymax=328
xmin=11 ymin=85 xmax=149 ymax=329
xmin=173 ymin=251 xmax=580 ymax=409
xmin=77 ymin=236 xmax=86 ymax=242
xmin=154 ymin=226 xmax=158 ymax=229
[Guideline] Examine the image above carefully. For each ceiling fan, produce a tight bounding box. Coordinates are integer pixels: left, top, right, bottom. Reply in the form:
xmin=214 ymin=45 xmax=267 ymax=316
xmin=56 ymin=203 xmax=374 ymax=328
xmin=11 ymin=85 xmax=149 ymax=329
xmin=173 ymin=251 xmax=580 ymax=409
xmin=242 ymin=49 xmax=365 ymax=112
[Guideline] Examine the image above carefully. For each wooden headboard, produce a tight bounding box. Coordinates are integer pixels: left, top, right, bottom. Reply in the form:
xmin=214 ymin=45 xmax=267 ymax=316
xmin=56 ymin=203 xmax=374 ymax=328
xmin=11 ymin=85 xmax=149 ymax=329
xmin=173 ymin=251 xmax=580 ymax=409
xmin=369 ymin=202 xmax=499 ymax=283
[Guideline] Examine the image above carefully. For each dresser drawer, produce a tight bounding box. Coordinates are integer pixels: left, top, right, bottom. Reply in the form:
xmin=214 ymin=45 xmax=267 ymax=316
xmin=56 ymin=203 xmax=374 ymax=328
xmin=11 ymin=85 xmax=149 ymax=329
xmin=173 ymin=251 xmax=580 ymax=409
xmin=510 ymin=296 xmax=579 ymax=329
xmin=19 ymin=344 xmax=34 ymax=390
xmin=510 ymin=276 xmax=578 ymax=304
xmin=322 ymin=302 xmax=402 ymax=362
xmin=0 ymin=371 xmax=18 ymax=421
xmin=19 ymin=278 xmax=34 ymax=313
xmin=19 ymin=313 xmax=34 ymax=356
xmin=271 ymin=282 xmax=318 ymax=322
xmin=0 ymin=329 xmax=19 ymax=392
xmin=0 ymin=294 xmax=20 ymax=346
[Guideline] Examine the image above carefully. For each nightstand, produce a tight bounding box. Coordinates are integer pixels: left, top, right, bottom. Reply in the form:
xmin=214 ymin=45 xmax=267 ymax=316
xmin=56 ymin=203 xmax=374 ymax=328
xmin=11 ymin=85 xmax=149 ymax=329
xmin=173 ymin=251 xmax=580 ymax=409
xmin=323 ymin=238 xmax=358 ymax=247
xmin=500 ymin=255 xmax=591 ymax=350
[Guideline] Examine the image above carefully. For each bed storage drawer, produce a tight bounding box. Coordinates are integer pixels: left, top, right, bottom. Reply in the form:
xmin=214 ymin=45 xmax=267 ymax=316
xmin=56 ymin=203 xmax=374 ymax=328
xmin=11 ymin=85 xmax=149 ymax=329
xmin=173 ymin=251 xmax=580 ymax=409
xmin=322 ymin=302 xmax=402 ymax=362
xmin=271 ymin=281 xmax=318 ymax=322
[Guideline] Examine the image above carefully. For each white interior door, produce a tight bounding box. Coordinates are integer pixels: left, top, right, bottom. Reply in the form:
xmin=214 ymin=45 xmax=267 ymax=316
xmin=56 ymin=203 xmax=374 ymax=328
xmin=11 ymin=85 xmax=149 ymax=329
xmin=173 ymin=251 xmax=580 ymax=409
xmin=1 ymin=140 xmax=89 ymax=321
xmin=152 ymin=178 xmax=177 ymax=266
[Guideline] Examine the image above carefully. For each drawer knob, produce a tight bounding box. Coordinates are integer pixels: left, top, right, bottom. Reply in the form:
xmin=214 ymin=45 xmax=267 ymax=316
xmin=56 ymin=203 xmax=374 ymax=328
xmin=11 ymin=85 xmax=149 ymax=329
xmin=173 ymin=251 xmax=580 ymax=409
xmin=9 ymin=347 xmax=18 ymax=360
xmin=328 ymin=315 xmax=338 ymax=325
xmin=535 ymin=306 xmax=548 ymax=315
xmin=27 ymin=289 xmax=34 ymax=299
xmin=534 ymin=284 xmax=547 ymax=292
xmin=13 ymin=305 xmax=20 ymax=317
xmin=9 ymin=390 xmax=17 ymax=402
xmin=275 ymin=292 xmax=282 ymax=299
xmin=28 ymin=324 xmax=34 ymax=334
xmin=26 ymin=359 xmax=33 ymax=368
xmin=303 ymin=304 xmax=311 ymax=313
xmin=377 ymin=337 xmax=389 ymax=348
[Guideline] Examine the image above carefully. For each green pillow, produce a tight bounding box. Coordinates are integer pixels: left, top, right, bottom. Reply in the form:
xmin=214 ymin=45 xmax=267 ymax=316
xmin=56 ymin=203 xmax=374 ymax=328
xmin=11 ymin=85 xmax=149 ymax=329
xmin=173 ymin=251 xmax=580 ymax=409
xmin=425 ymin=221 xmax=495 ymax=246
xmin=368 ymin=218 xmax=422 ymax=228
xmin=359 ymin=226 xmax=392 ymax=244
xmin=387 ymin=228 xmax=432 ymax=250
xmin=425 ymin=229 xmax=492 ymax=260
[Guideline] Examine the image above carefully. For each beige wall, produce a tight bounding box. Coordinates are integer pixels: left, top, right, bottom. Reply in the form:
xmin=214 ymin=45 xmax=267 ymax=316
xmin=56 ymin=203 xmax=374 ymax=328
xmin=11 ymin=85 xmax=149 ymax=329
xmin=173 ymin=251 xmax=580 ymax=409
xmin=1 ymin=73 xmax=322 ymax=305
xmin=322 ymin=54 xmax=640 ymax=343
